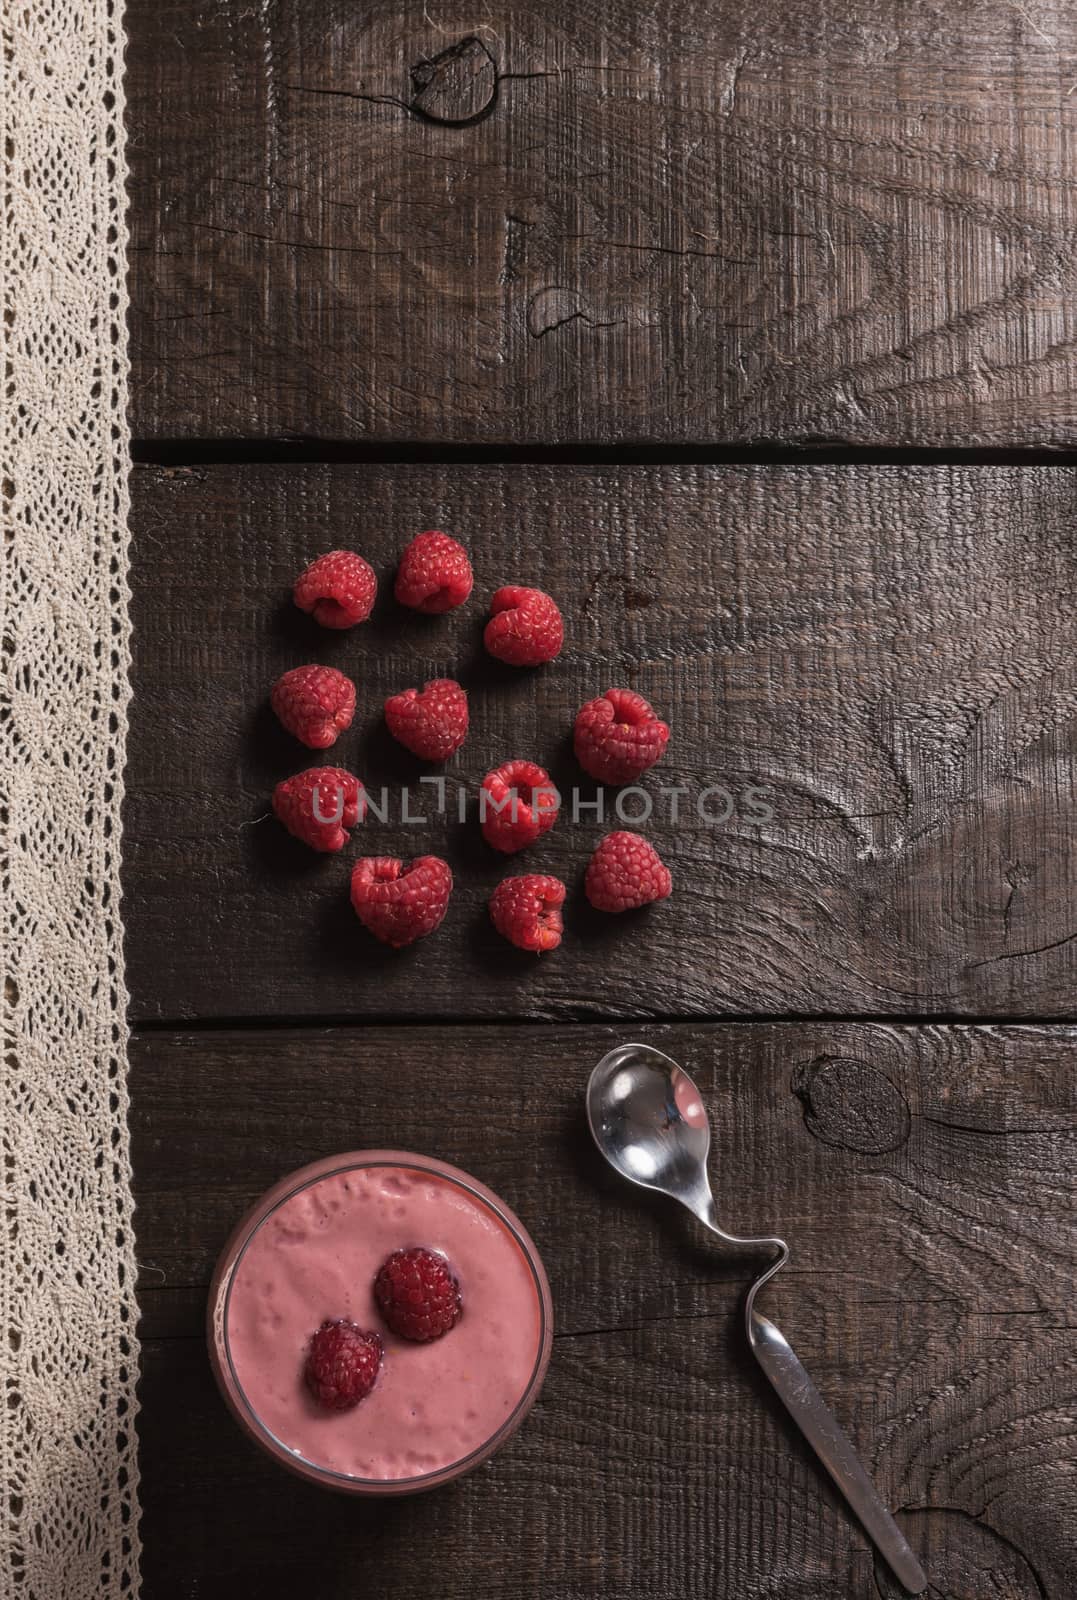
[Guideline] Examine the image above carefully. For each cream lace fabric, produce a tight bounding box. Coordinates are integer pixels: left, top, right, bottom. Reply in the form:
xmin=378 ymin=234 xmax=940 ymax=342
xmin=2 ymin=2 xmax=139 ymax=1596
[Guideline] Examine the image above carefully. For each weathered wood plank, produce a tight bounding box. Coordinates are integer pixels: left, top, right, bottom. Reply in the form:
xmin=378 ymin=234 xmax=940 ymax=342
xmin=132 ymin=1021 xmax=1077 ymax=1598
xmin=125 ymin=462 xmax=1077 ymax=1021
xmin=125 ymin=0 xmax=1077 ymax=446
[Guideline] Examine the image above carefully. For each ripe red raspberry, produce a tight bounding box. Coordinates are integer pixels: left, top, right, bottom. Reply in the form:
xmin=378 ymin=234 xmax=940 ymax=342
xmin=394 ymin=531 xmax=473 ymax=613
xmin=484 ymin=586 xmax=563 ymax=666
xmin=574 ymin=688 xmax=670 ymax=783
xmin=384 ymin=678 xmax=468 ymax=761
xmin=271 ymin=664 xmax=356 ymax=749
xmin=585 ymin=831 xmax=672 ymax=913
xmin=304 ymin=1319 xmax=383 ymax=1411
xmin=350 ymin=855 xmax=452 ymax=947
xmin=373 ymin=1247 xmax=461 ymax=1342
xmin=293 ymin=549 xmax=377 ymax=629
xmin=272 ymin=767 xmax=364 ymax=852
xmin=480 ymin=759 xmax=559 ymax=853
xmin=489 ymin=873 xmax=566 ymax=952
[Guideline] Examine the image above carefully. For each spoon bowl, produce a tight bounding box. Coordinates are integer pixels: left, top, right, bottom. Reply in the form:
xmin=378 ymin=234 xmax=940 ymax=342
xmin=586 ymin=1041 xmax=712 ymax=1205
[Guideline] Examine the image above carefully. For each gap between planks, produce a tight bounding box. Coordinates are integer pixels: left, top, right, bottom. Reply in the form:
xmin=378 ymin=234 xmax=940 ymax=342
xmin=130 ymin=440 xmax=1077 ymax=468
xmin=130 ymin=1013 xmax=1077 ymax=1032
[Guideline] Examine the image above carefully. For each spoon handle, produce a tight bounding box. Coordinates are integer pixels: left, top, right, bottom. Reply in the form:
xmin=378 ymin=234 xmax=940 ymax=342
xmin=747 ymin=1311 xmax=928 ymax=1595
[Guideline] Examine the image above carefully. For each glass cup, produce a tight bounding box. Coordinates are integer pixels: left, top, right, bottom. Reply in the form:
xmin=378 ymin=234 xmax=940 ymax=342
xmin=208 ymin=1150 xmax=553 ymax=1494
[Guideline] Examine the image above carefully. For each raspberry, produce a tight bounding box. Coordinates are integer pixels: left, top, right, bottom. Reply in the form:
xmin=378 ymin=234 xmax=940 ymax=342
xmin=293 ymin=549 xmax=377 ymax=629
xmin=350 ymin=855 xmax=452 ymax=947
xmin=304 ymin=1320 xmax=383 ymax=1411
xmin=585 ymin=831 xmax=672 ymax=913
xmin=394 ymin=531 xmax=473 ymax=613
xmin=480 ymin=759 xmax=559 ymax=853
xmin=484 ymin=586 xmax=563 ymax=666
xmin=384 ymin=678 xmax=468 ymax=761
xmin=271 ymin=664 xmax=356 ymax=749
xmin=574 ymin=688 xmax=670 ymax=784
xmin=373 ymin=1247 xmax=461 ymax=1342
xmin=272 ymin=767 xmax=364 ymax=852
xmin=489 ymin=873 xmax=566 ymax=952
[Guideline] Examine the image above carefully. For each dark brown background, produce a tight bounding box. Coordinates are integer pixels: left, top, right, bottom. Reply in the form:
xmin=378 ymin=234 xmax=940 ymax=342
xmin=124 ymin=3 xmax=1077 ymax=1597
xmin=127 ymin=0 xmax=1077 ymax=446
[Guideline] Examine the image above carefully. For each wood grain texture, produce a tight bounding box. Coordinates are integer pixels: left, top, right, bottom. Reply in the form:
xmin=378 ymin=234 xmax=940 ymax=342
xmin=125 ymin=462 xmax=1077 ymax=1022
xmin=132 ymin=1021 xmax=1077 ymax=1599
xmin=124 ymin=0 xmax=1077 ymax=446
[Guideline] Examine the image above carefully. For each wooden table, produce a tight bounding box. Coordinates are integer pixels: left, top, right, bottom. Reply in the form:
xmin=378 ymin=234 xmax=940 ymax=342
xmin=125 ymin=5 xmax=1077 ymax=1596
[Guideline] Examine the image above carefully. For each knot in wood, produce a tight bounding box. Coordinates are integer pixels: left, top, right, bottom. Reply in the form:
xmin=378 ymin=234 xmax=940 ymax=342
xmin=792 ymin=1055 xmax=910 ymax=1154
xmin=409 ymin=36 xmax=498 ymax=126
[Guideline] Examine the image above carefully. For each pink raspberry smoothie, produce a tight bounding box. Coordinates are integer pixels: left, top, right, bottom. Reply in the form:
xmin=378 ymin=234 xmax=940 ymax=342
xmin=209 ymin=1152 xmax=552 ymax=1492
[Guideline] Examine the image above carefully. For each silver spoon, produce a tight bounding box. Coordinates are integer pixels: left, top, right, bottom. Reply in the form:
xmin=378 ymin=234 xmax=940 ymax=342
xmin=586 ymin=1042 xmax=927 ymax=1596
